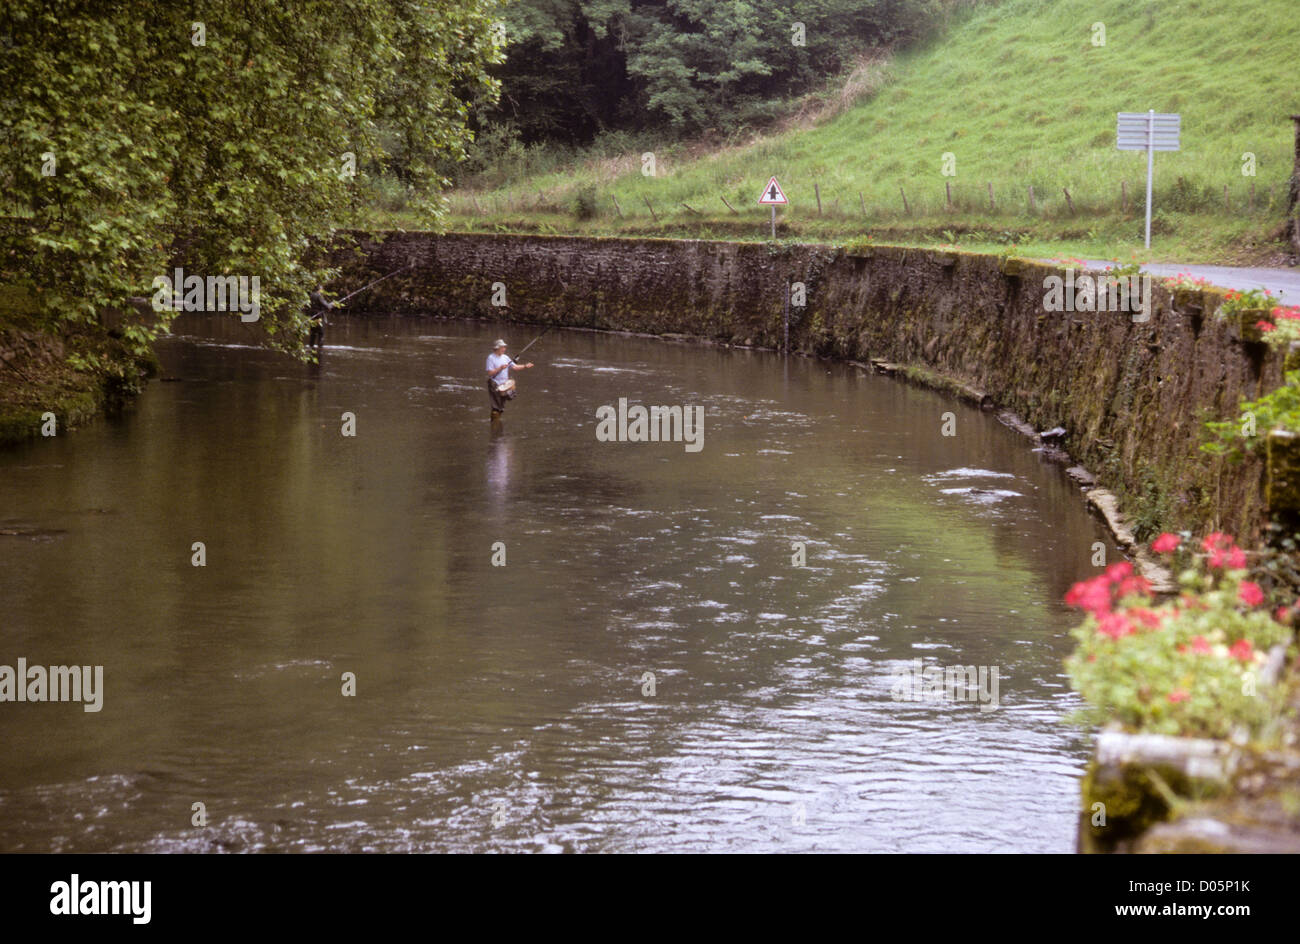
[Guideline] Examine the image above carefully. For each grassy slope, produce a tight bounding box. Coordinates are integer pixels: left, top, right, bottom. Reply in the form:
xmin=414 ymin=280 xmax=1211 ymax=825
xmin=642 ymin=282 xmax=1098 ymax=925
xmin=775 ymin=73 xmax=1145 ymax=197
xmin=387 ymin=0 xmax=1300 ymax=265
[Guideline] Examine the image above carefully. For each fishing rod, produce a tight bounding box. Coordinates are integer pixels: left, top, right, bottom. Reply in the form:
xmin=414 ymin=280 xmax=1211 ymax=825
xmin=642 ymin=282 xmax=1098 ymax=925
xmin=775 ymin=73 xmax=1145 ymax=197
xmin=506 ymin=325 xmax=551 ymax=364
xmin=326 ymin=263 xmax=414 ymax=309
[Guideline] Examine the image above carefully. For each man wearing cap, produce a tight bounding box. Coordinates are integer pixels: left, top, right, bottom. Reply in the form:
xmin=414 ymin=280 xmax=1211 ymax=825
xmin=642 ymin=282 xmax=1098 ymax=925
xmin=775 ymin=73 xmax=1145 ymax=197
xmin=485 ymin=339 xmax=533 ymax=419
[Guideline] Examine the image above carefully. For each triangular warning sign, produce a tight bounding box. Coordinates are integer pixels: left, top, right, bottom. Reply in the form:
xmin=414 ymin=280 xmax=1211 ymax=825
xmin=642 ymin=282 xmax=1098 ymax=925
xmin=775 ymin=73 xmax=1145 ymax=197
xmin=757 ymin=176 xmax=788 ymax=205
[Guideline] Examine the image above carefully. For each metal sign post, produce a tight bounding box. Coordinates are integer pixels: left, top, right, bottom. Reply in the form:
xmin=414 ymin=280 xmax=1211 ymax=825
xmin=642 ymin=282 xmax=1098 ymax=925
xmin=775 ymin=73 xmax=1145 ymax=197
xmin=1117 ymin=111 xmax=1180 ymax=248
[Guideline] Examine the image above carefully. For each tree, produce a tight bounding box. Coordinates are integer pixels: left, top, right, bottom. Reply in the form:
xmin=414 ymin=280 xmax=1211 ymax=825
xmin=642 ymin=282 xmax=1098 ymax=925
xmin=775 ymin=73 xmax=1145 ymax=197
xmin=0 ymin=0 xmax=502 ymax=360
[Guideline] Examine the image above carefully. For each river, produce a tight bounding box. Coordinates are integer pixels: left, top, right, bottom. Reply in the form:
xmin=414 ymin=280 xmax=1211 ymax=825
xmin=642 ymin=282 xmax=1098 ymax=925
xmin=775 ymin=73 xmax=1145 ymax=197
xmin=0 ymin=314 xmax=1115 ymax=852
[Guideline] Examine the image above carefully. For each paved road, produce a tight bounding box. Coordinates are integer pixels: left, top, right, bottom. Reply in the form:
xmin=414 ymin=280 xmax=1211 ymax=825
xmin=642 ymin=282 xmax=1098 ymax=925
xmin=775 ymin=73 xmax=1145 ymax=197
xmin=1078 ymin=260 xmax=1300 ymax=303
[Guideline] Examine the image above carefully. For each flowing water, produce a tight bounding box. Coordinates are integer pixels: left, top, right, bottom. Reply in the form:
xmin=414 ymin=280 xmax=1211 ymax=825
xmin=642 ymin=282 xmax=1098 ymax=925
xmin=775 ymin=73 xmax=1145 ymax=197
xmin=0 ymin=314 xmax=1116 ymax=853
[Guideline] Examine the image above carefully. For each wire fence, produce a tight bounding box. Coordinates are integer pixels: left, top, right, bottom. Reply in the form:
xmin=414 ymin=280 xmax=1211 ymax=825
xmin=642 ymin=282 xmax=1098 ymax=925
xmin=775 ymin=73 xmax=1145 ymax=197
xmin=446 ymin=177 xmax=1287 ymax=224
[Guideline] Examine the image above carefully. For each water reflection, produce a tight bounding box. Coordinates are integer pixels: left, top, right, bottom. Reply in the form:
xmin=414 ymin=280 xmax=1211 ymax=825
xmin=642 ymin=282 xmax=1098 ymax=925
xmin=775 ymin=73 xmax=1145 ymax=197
xmin=0 ymin=315 xmax=1116 ymax=853
xmin=487 ymin=423 xmax=514 ymax=502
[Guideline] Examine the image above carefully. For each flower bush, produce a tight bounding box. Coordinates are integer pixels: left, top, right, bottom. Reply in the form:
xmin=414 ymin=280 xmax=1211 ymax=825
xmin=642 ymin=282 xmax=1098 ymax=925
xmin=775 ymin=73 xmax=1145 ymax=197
xmin=1103 ymin=259 xmax=1142 ymax=278
xmin=1248 ymin=303 xmax=1300 ymax=350
xmin=1162 ymin=272 xmax=1215 ymax=292
xmin=1064 ymin=533 xmax=1294 ymax=739
xmin=1218 ymin=286 xmax=1275 ymax=317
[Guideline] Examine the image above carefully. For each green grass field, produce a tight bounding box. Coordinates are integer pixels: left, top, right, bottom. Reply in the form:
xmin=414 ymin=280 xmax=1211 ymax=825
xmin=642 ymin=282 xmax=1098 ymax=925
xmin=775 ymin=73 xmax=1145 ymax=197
xmin=379 ymin=0 xmax=1300 ymax=265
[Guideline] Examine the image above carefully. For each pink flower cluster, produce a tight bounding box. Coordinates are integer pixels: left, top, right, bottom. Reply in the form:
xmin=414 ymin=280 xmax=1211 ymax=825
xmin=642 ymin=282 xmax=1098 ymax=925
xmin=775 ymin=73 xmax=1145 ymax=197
xmin=1064 ymin=562 xmax=1154 ymax=638
xmin=1151 ymin=531 xmax=1248 ymax=569
xmin=1151 ymin=532 xmax=1180 ymax=553
xmin=1255 ymin=304 xmax=1300 ymax=334
xmin=1200 ymin=532 xmax=1247 ymax=569
xmin=1174 ymin=635 xmax=1256 ymax=662
xmin=1165 ymin=272 xmax=1214 ymax=290
xmin=1224 ymin=289 xmax=1275 ymax=303
xmin=1066 ymin=534 xmax=1270 ymax=646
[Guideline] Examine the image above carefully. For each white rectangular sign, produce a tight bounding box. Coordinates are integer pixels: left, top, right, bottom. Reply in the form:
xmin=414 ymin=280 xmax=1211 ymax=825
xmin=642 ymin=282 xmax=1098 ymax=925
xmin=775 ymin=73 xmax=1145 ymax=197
xmin=1117 ymin=112 xmax=1180 ymax=151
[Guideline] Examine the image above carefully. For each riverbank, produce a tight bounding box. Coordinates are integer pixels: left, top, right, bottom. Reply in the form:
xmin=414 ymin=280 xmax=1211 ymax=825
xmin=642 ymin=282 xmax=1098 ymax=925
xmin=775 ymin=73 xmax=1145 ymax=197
xmin=0 ymin=315 xmax=157 ymax=446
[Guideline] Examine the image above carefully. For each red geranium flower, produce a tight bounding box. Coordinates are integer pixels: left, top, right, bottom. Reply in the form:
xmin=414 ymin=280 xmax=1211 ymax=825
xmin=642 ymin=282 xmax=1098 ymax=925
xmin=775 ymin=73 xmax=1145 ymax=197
xmin=1228 ymin=639 xmax=1255 ymax=663
xmin=1238 ymin=581 xmax=1264 ymax=607
xmin=1168 ymin=690 xmax=1190 ymax=703
xmin=1117 ymin=575 xmax=1152 ymax=599
xmin=1202 ymin=533 xmax=1245 ymax=569
xmin=1202 ymin=532 xmax=1230 ymax=552
xmin=1189 ymin=635 xmax=1211 ymax=654
xmin=1105 ymin=561 xmax=1133 ymax=583
xmin=1065 ymin=575 xmax=1112 ymax=615
xmin=1097 ymin=612 xmax=1134 ymax=639
xmin=1129 ymin=608 xmax=1163 ymax=630
xmin=1151 ymin=533 xmax=1180 ymax=553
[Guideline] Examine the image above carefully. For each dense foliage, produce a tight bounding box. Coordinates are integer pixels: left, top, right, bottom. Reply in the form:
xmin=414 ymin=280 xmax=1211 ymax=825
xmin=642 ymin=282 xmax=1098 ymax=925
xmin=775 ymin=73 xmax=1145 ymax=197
xmin=483 ymin=0 xmax=947 ymax=145
xmin=0 ymin=0 xmax=501 ymax=359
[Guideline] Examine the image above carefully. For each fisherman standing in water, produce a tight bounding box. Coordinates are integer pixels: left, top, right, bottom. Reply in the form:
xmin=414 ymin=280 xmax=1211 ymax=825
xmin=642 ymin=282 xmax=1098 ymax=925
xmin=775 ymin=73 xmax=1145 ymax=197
xmin=486 ymin=339 xmax=533 ymax=419
xmin=306 ymin=287 xmax=332 ymax=351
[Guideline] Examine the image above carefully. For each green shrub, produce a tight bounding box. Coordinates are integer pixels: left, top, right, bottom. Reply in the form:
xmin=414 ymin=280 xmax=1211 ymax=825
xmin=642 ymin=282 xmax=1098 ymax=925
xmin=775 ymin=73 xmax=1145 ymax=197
xmin=571 ymin=186 xmax=599 ymax=221
xmin=1202 ymin=369 xmax=1300 ymax=461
